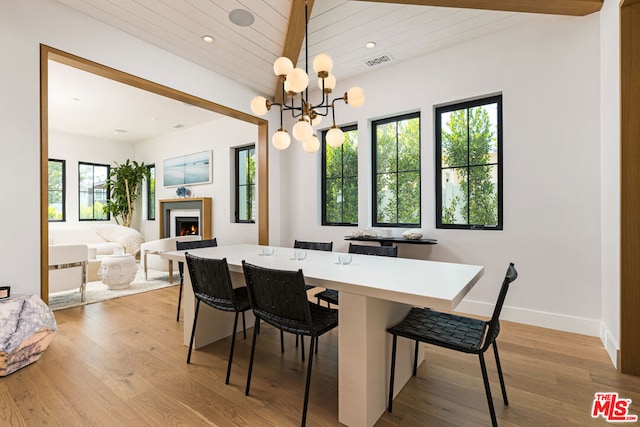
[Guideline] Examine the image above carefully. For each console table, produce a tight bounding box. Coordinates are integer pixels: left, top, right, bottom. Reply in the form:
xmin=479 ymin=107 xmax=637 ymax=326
xmin=345 ymin=236 xmax=437 ymax=246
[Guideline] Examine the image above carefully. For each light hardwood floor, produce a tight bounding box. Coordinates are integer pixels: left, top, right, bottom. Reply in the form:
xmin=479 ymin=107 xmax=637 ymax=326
xmin=2 ymin=287 xmax=639 ymax=426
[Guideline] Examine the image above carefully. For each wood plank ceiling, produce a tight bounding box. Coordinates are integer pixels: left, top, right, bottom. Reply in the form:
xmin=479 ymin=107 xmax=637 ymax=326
xmin=54 ymin=0 xmax=603 ymax=101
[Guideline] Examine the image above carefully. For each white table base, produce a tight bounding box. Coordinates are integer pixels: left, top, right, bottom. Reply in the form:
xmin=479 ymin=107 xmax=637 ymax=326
xmin=338 ymin=292 xmax=424 ymax=426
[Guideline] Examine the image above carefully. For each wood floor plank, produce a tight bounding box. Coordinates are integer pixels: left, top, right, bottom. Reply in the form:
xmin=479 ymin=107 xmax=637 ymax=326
xmin=3 ymin=287 xmax=639 ymax=426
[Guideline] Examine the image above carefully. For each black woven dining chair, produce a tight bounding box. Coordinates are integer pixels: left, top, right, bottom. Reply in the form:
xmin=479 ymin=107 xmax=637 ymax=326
xmin=176 ymin=237 xmax=218 ymax=321
xmin=387 ymin=263 xmax=518 ymax=427
xmin=185 ymin=253 xmax=250 ymax=385
xmin=242 ymin=261 xmax=338 ymax=427
xmin=315 ymin=243 xmax=398 ymax=307
xmin=293 ymin=239 xmax=333 ymax=252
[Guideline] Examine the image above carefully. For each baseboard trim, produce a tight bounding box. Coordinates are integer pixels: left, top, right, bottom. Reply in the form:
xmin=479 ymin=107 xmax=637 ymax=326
xmin=600 ymin=323 xmax=620 ymax=369
xmin=455 ymin=299 xmax=601 ymax=337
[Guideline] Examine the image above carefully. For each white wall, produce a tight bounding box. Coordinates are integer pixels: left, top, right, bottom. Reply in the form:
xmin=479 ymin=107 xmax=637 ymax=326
xmin=135 ymin=116 xmax=258 ymax=244
xmin=48 ymin=130 xmax=134 ymax=227
xmin=0 ymin=0 xmax=280 ymax=296
xmin=280 ymin=13 xmax=604 ymax=336
xmin=599 ymin=0 xmax=621 ymax=366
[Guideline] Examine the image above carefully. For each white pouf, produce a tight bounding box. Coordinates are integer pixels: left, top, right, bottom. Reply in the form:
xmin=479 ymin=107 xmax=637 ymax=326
xmin=99 ymin=254 xmax=137 ymax=289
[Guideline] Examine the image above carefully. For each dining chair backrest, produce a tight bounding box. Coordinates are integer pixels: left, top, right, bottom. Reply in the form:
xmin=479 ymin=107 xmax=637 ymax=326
xmin=177 ymin=237 xmax=218 ymax=275
xmin=294 ymin=240 xmax=333 ymax=252
xmin=348 ymin=243 xmax=398 ymax=257
xmin=482 ymin=262 xmax=518 ymax=351
xmin=185 ymin=253 xmax=238 ymax=310
xmin=242 ymin=261 xmax=312 ymax=329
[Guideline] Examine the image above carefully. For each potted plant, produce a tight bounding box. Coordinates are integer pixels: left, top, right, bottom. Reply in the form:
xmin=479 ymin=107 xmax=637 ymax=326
xmin=103 ymin=159 xmax=150 ymax=227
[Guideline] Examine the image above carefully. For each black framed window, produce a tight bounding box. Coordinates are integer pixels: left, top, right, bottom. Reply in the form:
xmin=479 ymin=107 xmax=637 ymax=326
xmin=322 ymin=124 xmax=358 ymax=225
xmin=48 ymin=159 xmax=65 ymax=222
xmin=372 ymin=112 xmax=421 ymax=227
xmin=78 ymin=162 xmax=110 ymax=221
xmin=436 ymin=94 xmax=503 ymax=230
xmin=146 ymin=164 xmax=156 ymax=220
xmin=235 ymin=145 xmax=256 ymax=223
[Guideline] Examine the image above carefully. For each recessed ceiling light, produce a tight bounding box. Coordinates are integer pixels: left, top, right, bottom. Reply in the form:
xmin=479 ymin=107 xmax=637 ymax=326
xmin=114 ymin=129 xmax=128 ymax=134
xmin=72 ymin=97 xmax=80 ymax=102
xmin=229 ymin=9 xmax=255 ymax=27
xmin=365 ymin=41 xmax=376 ymax=49
xmin=202 ymin=35 xmax=214 ymax=43
xmin=173 ymin=123 xmax=185 ymax=129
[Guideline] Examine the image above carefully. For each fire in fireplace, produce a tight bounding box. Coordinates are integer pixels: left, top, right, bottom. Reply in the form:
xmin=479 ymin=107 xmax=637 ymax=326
xmin=175 ymin=216 xmax=199 ymax=236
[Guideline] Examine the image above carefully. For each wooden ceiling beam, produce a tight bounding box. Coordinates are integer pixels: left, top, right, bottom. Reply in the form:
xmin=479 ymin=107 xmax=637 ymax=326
xmin=355 ymin=0 xmax=603 ymax=16
xmin=274 ymin=0 xmax=315 ymax=101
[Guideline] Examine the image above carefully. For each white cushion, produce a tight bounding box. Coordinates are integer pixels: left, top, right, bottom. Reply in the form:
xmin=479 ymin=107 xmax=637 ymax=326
xmin=90 ymin=225 xmax=144 ymax=256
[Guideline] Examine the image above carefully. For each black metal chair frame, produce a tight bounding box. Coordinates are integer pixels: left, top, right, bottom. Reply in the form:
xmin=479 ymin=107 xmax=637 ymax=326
xmin=387 ymin=263 xmax=518 ymax=427
xmin=242 ymin=261 xmax=338 ymax=427
xmin=185 ymin=253 xmax=250 ymax=385
xmin=288 ymin=239 xmax=333 ymax=358
xmin=315 ymin=243 xmax=398 ymax=307
xmin=176 ymin=238 xmax=218 ymax=321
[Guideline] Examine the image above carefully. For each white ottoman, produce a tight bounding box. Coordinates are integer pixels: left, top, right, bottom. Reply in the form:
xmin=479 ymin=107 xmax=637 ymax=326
xmin=99 ymin=254 xmax=137 ymax=289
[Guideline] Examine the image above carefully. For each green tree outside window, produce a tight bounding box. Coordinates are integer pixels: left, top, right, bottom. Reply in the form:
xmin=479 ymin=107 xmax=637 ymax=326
xmin=48 ymin=159 xmax=65 ymax=221
xmin=373 ymin=112 xmax=421 ymax=227
xmin=437 ymin=95 xmax=502 ymax=229
xmin=236 ymin=145 xmax=256 ymax=223
xmin=322 ymin=125 xmax=358 ymax=225
xmin=147 ymin=165 xmax=156 ymax=220
xmin=79 ymin=162 xmax=109 ymax=221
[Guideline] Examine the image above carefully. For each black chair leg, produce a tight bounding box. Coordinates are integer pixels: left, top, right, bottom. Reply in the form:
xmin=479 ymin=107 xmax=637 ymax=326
xmin=301 ymin=334 xmax=316 ymax=427
xmin=301 ymin=335 xmax=305 ymax=362
xmin=242 ymin=311 xmax=247 ymax=339
xmin=245 ymin=317 xmax=260 ymax=396
xmin=388 ymin=334 xmax=398 ymax=412
xmin=176 ymin=279 xmax=184 ymax=322
xmin=413 ymin=340 xmax=419 ymax=376
xmin=479 ymin=353 xmax=498 ymax=427
xmin=280 ymin=330 xmax=285 ymax=353
xmin=187 ymin=300 xmax=200 ymax=364
xmin=226 ymin=312 xmax=239 ymax=384
xmin=493 ymin=341 xmax=508 ymax=405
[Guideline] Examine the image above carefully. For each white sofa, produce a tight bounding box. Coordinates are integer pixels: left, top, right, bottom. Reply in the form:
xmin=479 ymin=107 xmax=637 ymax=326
xmin=48 ymin=244 xmax=88 ymax=300
xmin=140 ymin=235 xmax=201 ymax=281
xmin=49 ymin=225 xmax=145 ymax=282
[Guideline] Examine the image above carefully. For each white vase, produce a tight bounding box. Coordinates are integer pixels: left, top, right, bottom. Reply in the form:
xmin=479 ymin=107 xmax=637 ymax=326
xmin=99 ymin=254 xmax=137 ymax=289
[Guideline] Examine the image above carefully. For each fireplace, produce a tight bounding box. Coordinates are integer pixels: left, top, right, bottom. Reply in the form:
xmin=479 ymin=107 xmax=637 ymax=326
xmin=176 ymin=217 xmax=199 ymax=236
xmin=159 ymin=198 xmax=212 ymax=239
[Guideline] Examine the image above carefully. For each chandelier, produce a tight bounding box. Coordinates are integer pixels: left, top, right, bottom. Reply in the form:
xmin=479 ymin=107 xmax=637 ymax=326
xmin=250 ymin=1 xmax=364 ymax=153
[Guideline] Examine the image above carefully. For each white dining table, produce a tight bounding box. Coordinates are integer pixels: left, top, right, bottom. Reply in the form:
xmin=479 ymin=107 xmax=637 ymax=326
xmin=162 ymin=243 xmax=483 ymax=427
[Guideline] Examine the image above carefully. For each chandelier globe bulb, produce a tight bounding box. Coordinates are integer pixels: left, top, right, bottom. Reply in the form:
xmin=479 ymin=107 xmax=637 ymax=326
xmin=302 ymin=135 xmax=320 ymax=153
xmin=272 ymin=129 xmax=291 ymax=150
xmin=346 ymin=86 xmax=365 ymax=108
xmin=287 ymin=68 xmax=309 ymax=93
xmin=327 ymin=126 xmax=345 ymax=148
xmin=273 ymin=57 xmax=293 ymax=77
xmin=250 ymin=96 xmax=269 ymax=115
xmin=313 ymin=53 xmax=333 ymax=77
xmin=292 ymin=119 xmax=313 ymax=141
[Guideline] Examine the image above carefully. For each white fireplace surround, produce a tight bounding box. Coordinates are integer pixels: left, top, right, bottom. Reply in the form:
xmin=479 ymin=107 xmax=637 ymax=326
xmin=169 ymin=209 xmax=200 ymax=237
